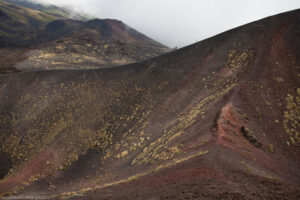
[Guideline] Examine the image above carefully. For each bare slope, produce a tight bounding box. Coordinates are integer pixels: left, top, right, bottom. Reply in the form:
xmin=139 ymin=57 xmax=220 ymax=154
xmin=0 ymin=9 xmax=299 ymax=199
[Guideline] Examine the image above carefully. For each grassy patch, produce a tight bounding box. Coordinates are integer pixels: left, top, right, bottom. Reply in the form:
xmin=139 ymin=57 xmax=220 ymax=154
xmin=268 ymin=144 xmax=274 ymax=153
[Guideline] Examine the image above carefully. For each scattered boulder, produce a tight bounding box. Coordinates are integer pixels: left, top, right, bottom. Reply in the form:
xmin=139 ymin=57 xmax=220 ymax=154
xmin=240 ymin=126 xmax=262 ymax=148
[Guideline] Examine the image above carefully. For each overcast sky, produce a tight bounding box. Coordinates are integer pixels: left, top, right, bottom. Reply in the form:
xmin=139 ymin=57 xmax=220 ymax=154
xmin=32 ymin=0 xmax=300 ymax=48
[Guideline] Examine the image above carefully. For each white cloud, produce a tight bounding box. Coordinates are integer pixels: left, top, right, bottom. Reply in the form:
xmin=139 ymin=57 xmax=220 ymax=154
xmin=31 ymin=0 xmax=300 ymax=47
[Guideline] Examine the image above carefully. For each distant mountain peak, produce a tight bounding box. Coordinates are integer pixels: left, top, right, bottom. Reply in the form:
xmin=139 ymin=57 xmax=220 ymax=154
xmin=0 ymin=0 xmax=169 ymax=73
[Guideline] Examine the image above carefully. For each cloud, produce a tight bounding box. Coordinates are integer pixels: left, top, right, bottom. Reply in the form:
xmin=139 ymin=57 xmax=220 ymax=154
xmin=31 ymin=0 xmax=300 ymax=48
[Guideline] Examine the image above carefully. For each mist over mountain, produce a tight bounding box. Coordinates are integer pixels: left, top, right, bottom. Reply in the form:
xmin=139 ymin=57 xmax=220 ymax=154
xmin=4 ymin=0 xmax=89 ymax=20
xmin=28 ymin=0 xmax=300 ymax=48
xmin=0 ymin=0 xmax=169 ymax=73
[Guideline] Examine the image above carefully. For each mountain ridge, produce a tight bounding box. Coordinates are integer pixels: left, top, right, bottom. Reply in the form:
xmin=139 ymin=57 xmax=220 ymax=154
xmin=3 ymin=0 xmax=89 ymax=20
xmin=0 ymin=0 xmax=170 ymax=73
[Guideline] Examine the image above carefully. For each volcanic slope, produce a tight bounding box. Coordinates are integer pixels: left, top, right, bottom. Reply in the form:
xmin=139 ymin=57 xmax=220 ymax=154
xmin=3 ymin=18 xmax=170 ymax=71
xmin=0 ymin=0 xmax=88 ymax=46
xmin=3 ymin=0 xmax=88 ymax=20
xmin=0 ymin=0 xmax=170 ymax=73
xmin=0 ymin=0 xmax=60 ymax=46
xmin=0 ymin=9 xmax=299 ymax=200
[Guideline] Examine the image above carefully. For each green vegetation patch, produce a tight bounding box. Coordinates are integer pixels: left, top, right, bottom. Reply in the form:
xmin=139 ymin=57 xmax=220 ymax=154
xmin=283 ymin=89 xmax=300 ymax=144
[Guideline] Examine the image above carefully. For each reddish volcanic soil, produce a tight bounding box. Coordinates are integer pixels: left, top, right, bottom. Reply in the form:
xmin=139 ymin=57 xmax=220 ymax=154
xmin=78 ymin=154 xmax=299 ymax=200
xmin=0 ymin=9 xmax=299 ymax=200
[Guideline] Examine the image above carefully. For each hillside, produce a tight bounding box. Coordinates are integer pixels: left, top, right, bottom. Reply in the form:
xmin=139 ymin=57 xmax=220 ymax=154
xmin=0 ymin=0 xmax=170 ymax=72
xmin=0 ymin=9 xmax=299 ymax=200
xmin=0 ymin=0 xmax=59 ymax=46
xmin=4 ymin=0 xmax=88 ymax=20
